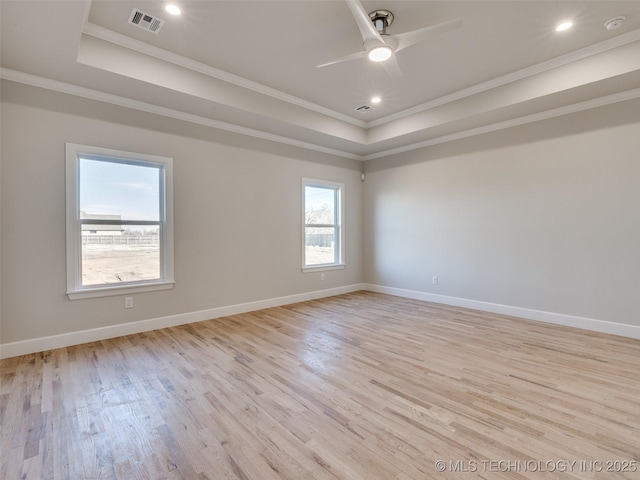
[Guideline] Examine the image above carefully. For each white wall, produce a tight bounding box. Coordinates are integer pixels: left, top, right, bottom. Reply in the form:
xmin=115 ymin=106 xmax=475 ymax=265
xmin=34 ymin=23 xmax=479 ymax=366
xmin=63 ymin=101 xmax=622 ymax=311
xmin=363 ymin=99 xmax=640 ymax=329
xmin=2 ymin=80 xmax=639 ymax=354
xmin=0 ymin=81 xmax=363 ymax=347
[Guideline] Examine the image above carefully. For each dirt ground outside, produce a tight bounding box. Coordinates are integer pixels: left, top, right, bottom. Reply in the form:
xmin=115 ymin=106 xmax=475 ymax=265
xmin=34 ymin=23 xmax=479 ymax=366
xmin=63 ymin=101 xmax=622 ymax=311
xmin=82 ymin=244 xmax=159 ymax=286
xmin=81 ymin=244 xmax=336 ymax=286
xmin=305 ymin=245 xmax=335 ymax=265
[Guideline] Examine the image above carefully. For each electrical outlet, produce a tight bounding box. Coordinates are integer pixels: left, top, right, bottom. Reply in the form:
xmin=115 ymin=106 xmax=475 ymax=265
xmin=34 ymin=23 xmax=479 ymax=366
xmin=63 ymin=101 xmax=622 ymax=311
xmin=320 ymin=273 xmax=325 ymax=281
xmin=125 ymin=297 xmax=134 ymax=309
xmin=432 ymin=276 xmax=438 ymax=285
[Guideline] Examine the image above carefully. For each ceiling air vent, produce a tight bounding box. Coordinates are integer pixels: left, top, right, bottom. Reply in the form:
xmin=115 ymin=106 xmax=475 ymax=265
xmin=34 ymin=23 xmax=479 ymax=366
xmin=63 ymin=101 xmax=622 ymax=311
xmin=355 ymin=104 xmax=374 ymax=113
xmin=128 ymin=8 xmax=165 ymax=34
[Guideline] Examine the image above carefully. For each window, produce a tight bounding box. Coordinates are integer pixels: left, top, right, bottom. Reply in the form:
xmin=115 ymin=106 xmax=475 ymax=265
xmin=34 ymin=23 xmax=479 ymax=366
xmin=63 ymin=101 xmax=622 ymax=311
xmin=65 ymin=143 xmax=174 ymax=299
xmin=302 ymin=178 xmax=344 ymax=271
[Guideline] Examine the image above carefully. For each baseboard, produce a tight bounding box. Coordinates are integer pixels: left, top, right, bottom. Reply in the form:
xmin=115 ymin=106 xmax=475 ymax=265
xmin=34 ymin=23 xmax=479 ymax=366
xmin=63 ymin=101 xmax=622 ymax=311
xmin=0 ymin=283 xmax=365 ymax=359
xmin=363 ymin=284 xmax=640 ymax=340
xmin=4 ymin=282 xmax=637 ymax=359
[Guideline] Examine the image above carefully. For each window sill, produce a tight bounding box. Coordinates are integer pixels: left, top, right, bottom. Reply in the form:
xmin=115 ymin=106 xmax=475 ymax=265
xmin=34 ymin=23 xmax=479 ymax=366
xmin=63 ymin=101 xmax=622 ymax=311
xmin=67 ymin=281 xmax=175 ymax=300
xmin=302 ymin=264 xmax=345 ymax=273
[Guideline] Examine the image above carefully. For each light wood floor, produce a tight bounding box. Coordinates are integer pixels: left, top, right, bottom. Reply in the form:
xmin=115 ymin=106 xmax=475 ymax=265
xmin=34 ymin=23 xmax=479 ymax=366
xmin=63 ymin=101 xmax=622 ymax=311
xmin=2 ymin=291 xmax=639 ymax=479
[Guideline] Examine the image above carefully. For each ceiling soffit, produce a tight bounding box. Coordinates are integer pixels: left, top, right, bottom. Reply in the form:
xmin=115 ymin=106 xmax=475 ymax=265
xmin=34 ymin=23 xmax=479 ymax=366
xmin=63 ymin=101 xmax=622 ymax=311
xmin=74 ymin=23 xmax=640 ymax=159
xmin=2 ymin=0 xmax=639 ymax=161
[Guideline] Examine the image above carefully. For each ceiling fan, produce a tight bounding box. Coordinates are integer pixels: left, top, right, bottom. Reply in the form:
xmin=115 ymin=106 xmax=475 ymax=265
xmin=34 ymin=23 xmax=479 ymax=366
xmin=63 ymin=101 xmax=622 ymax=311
xmin=317 ymin=0 xmax=462 ymax=77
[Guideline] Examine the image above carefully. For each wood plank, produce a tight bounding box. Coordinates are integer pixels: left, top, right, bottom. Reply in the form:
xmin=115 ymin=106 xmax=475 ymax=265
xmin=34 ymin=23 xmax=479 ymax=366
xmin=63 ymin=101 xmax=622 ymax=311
xmin=1 ymin=292 xmax=639 ymax=479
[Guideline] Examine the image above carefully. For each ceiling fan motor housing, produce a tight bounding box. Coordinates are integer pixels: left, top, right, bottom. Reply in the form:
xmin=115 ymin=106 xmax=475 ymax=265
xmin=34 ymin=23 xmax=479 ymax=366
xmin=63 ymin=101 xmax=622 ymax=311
xmin=369 ymin=9 xmax=394 ymax=33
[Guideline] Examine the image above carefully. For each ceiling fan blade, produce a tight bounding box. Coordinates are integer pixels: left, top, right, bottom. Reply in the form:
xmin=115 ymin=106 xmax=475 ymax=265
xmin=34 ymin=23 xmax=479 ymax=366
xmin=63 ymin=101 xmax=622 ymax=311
xmin=381 ymin=54 xmax=402 ymax=78
xmin=316 ymin=50 xmax=367 ymax=68
xmin=394 ymin=18 xmax=463 ymax=53
xmin=345 ymin=0 xmax=385 ymax=48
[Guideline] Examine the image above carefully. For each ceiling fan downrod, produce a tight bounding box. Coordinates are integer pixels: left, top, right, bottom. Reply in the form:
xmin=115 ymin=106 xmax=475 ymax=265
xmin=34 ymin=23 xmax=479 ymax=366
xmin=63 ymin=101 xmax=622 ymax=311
xmin=368 ymin=9 xmax=394 ymax=34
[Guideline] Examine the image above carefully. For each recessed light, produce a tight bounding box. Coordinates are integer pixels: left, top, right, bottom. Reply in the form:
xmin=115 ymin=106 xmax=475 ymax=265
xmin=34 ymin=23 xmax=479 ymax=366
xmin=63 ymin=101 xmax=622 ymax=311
xmin=555 ymin=21 xmax=573 ymax=32
xmin=164 ymin=4 xmax=182 ymax=16
xmin=371 ymin=96 xmax=381 ymax=104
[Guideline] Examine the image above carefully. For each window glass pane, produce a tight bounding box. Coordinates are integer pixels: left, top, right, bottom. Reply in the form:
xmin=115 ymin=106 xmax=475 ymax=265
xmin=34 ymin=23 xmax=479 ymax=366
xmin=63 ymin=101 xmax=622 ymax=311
xmin=81 ymin=225 xmax=160 ymax=286
xmin=305 ymin=186 xmax=335 ymax=225
xmin=305 ymin=226 xmax=336 ymax=265
xmin=80 ymin=158 xmax=160 ymax=221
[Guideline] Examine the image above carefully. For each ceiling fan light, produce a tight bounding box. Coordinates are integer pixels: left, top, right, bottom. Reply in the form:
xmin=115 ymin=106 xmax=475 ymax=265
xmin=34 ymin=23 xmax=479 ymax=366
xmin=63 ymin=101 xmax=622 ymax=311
xmin=368 ymin=45 xmax=393 ymax=62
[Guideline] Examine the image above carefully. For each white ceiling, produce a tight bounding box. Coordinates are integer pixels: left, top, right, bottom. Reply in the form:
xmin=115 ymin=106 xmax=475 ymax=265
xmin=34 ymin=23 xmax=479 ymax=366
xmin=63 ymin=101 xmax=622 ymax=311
xmin=2 ymin=0 xmax=640 ymax=160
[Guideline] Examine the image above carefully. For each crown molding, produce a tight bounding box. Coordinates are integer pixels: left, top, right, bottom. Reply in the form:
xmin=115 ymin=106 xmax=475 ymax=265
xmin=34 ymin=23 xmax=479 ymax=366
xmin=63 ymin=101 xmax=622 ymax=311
xmin=368 ymin=28 xmax=640 ymax=128
xmin=82 ymin=22 xmax=640 ymax=132
xmin=82 ymin=22 xmax=368 ymax=129
xmin=0 ymin=68 xmax=364 ymax=161
xmin=364 ymin=87 xmax=640 ymax=160
xmin=3 ymin=68 xmax=637 ymax=163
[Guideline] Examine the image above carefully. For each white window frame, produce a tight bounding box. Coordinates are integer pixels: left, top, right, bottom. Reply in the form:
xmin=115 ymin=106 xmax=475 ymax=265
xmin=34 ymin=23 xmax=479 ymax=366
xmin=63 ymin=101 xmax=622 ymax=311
xmin=302 ymin=178 xmax=345 ymax=272
xmin=65 ymin=143 xmax=175 ymax=299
